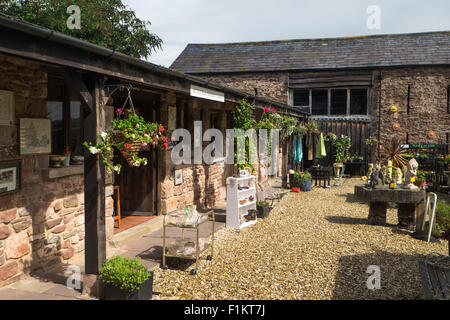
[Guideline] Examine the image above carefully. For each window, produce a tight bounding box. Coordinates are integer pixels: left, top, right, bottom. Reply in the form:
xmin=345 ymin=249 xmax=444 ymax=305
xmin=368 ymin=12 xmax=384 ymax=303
xmin=311 ymin=90 xmax=328 ymax=115
xmin=292 ymin=88 xmax=369 ymax=116
xmin=349 ymin=89 xmax=367 ymax=115
xmin=330 ymin=89 xmax=347 ymax=115
xmin=46 ymin=78 xmax=83 ymax=156
xmin=293 ymin=89 xmax=309 ymax=107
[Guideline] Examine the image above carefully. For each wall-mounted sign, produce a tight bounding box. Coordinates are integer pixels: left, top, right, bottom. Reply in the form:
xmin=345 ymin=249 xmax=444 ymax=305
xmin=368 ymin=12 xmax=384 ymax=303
xmin=19 ymin=118 xmax=52 ymax=155
xmin=174 ymin=168 xmax=183 ymax=185
xmin=0 ymin=90 xmax=14 ymax=126
xmin=190 ymin=84 xmax=224 ymax=102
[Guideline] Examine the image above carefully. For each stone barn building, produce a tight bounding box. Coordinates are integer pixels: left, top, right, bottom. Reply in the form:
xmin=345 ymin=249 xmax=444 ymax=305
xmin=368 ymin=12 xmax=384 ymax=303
xmin=171 ymin=31 xmax=450 ymax=162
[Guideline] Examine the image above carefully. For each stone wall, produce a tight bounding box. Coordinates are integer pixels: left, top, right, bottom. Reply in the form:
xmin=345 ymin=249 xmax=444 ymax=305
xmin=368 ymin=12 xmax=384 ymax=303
xmin=370 ymin=67 xmax=450 ymax=157
xmin=200 ymin=72 xmax=289 ymax=104
xmin=0 ymin=54 xmax=114 ymax=286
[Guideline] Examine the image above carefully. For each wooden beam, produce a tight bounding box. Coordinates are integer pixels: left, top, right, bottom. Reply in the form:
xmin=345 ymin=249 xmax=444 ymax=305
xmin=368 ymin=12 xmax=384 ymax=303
xmin=63 ymin=69 xmax=94 ymax=112
xmin=83 ymin=75 xmax=106 ymax=274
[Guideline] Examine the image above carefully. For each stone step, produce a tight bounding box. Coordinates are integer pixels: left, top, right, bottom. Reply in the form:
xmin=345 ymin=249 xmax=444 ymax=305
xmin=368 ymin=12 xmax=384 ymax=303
xmin=108 ymin=216 xmax=164 ymax=248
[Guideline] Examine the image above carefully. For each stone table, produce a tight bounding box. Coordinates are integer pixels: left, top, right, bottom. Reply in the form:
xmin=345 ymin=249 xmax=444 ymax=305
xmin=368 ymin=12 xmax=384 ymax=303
xmin=354 ymin=185 xmax=426 ymax=231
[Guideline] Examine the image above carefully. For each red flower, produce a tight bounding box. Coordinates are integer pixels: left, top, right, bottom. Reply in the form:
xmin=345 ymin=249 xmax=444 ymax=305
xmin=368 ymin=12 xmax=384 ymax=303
xmin=271 ymin=108 xmax=275 ymax=112
xmin=164 ymin=142 xmax=169 ymax=150
xmin=264 ymin=107 xmax=270 ymax=113
xmin=124 ymin=143 xmax=131 ymax=150
xmin=159 ymin=126 xmax=165 ymax=133
xmin=162 ymin=136 xmax=168 ymax=142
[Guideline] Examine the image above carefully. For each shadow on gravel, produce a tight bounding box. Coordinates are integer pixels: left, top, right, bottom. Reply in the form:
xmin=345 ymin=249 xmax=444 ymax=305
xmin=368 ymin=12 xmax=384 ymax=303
xmin=332 ymin=251 xmax=426 ymax=299
xmin=337 ymin=192 xmax=367 ymax=204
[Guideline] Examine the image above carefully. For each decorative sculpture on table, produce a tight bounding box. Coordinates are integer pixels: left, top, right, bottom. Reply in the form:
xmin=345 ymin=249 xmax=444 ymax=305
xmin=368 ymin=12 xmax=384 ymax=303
xmin=394 ymin=167 xmax=403 ymax=184
xmin=370 ymin=168 xmax=385 ymax=189
xmin=386 ymin=160 xmax=393 ymax=180
xmin=402 ymin=158 xmax=419 ymax=189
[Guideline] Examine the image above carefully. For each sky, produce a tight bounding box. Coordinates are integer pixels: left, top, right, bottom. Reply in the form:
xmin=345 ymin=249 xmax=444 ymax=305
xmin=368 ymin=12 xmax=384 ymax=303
xmin=122 ymin=0 xmax=450 ymax=67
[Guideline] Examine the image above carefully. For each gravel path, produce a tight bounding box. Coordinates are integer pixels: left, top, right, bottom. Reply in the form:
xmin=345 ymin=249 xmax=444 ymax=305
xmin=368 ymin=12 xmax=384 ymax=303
xmin=152 ymin=178 xmax=448 ymax=300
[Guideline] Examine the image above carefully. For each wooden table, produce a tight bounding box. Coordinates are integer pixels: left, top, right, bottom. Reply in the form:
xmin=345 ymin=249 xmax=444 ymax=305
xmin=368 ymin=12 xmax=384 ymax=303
xmin=308 ymin=167 xmax=333 ymax=187
xmin=355 ymin=185 xmax=426 ymax=231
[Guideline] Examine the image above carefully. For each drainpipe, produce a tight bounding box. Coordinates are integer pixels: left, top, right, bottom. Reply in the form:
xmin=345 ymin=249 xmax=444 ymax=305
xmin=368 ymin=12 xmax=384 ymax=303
xmin=377 ymin=70 xmax=383 ymax=163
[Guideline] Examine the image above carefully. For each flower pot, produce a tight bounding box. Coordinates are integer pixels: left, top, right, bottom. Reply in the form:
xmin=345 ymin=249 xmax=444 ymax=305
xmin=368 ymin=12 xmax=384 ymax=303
xmin=256 ymin=205 xmax=270 ymax=218
xmin=103 ymin=271 xmax=153 ymax=300
xmin=301 ymin=180 xmax=312 ymax=191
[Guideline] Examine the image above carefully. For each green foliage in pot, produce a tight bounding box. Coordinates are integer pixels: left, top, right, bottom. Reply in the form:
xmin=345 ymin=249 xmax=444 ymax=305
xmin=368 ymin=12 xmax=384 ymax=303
xmin=436 ymin=201 xmax=450 ymax=232
xmin=256 ymin=200 xmax=267 ymax=207
xmin=99 ymin=256 xmax=151 ymax=292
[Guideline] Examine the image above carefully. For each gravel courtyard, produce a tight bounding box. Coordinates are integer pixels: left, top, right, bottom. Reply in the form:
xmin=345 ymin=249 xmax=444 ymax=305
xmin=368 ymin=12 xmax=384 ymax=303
xmin=152 ymin=178 xmax=448 ymax=300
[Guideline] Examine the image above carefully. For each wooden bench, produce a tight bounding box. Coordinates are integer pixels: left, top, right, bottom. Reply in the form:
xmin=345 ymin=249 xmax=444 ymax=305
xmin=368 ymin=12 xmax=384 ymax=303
xmin=418 ymin=253 xmax=450 ymax=300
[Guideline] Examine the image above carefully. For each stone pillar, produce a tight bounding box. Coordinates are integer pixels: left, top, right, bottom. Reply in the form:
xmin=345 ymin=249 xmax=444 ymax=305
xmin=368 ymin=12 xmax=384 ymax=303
xmin=368 ymin=201 xmax=387 ymax=225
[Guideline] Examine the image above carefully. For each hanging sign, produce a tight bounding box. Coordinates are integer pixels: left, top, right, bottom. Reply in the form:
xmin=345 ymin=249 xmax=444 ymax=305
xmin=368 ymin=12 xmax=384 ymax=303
xmin=190 ymin=85 xmax=224 ymax=102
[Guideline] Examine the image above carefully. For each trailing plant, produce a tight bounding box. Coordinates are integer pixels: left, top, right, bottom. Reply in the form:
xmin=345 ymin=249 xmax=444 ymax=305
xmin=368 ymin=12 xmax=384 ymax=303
xmin=99 ymin=256 xmax=151 ymax=292
xmin=305 ymin=120 xmax=319 ymax=135
xmin=83 ymin=110 xmax=169 ymax=173
xmin=278 ymin=114 xmax=298 ymax=140
xmin=324 ymin=132 xmax=337 ymax=143
xmin=292 ymin=124 xmax=307 ymax=137
xmin=332 ymin=135 xmax=351 ymax=163
xmin=232 ymin=99 xmax=258 ymax=171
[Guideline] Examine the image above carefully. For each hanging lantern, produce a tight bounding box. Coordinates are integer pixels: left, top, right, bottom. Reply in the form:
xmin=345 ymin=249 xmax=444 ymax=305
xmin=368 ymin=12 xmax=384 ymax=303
xmin=390 ymin=105 xmax=398 ymax=113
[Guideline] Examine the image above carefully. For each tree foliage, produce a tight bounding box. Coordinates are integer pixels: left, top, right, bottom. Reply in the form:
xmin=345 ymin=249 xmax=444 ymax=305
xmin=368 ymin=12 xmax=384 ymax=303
xmin=0 ymin=0 xmax=162 ymax=59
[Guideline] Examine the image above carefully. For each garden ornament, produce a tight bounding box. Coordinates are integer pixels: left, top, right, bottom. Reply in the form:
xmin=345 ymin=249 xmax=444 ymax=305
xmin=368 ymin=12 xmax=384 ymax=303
xmin=403 ymin=158 xmax=419 ymax=189
xmin=370 ymin=168 xmax=385 ymax=189
xmin=394 ymin=167 xmax=403 ymax=184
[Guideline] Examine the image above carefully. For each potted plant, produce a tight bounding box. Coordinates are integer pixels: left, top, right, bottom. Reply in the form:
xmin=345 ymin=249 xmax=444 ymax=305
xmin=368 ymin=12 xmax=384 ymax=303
xmin=414 ymin=170 xmax=427 ymax=188
xmin=84 ymin=109 xmax=169 ymax=173
xmin=256 ymin=200 xmax=270 ymax=218
xmin=99 ymin=256 xmax=153 ymax=300
xmin=299 ymin=171 xmax=313 ymax=191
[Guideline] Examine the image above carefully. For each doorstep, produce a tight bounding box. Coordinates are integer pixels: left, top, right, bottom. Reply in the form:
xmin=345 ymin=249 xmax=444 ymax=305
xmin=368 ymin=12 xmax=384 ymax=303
xmin=108 ymin=215 xmax=164 ymax=248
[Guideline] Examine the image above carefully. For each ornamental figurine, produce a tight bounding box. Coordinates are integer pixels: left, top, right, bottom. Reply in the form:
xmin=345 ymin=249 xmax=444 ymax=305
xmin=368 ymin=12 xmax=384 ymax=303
xmin=403 ymin=158 xmax=419 ymax=189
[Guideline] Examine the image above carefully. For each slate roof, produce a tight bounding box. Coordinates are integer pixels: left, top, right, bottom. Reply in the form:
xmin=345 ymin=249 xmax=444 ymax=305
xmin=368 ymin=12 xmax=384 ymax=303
xmin=170 ymin=31 xmax=450 ymax=74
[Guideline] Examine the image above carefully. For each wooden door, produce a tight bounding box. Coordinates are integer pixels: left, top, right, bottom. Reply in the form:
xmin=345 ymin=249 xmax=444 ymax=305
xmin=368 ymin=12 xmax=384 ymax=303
xmin=116 ymin=99 xmax=159 ymax=216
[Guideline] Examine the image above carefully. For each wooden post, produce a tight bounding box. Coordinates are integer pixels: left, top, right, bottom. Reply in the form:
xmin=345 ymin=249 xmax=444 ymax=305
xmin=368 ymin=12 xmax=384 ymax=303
xmin=281 ymin=140 xmax=288 ymax=188
xmin=83 ymin=76 xmax=106 ymax=274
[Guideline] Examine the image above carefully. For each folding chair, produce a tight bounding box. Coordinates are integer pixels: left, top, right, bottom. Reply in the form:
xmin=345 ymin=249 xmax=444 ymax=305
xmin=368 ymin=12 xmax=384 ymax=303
xmin=421 ymin=192 xmax=437 ymax=243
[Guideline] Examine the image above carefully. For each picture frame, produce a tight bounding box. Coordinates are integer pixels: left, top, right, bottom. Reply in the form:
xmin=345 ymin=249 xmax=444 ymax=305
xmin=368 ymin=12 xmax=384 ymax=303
xmin=19 ymin=118 xmax=52 ymax=155
xmin=0 ymin=90 xmax=14 ymax=126
xmin=174 ymin=168 xmax=183 ymax=185
xmin=0 ymin=159 xmax=21 ymax=196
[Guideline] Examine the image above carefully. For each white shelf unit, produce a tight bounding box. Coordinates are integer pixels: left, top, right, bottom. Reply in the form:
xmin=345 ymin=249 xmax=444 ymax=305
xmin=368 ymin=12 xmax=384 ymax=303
xmin=226 ymin=175 xmax=257 ymax=229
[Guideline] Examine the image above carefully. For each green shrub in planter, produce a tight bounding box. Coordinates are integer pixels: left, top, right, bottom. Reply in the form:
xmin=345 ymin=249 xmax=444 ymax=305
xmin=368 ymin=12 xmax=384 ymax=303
xmin=436 ymin=201 xmax=450 ymax=232
xmin=99 ymin=256 xmax=152 ymax=299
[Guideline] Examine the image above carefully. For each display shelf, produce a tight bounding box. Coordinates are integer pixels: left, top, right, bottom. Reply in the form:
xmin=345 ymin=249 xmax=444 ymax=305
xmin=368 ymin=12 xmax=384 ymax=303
xmin=226 ymin=175 xmax=257 ymax=230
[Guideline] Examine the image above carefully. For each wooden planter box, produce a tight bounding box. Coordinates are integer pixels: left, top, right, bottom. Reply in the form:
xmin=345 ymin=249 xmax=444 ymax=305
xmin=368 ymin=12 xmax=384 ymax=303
xmin=102 ymin=271 xmax=153 ymax=300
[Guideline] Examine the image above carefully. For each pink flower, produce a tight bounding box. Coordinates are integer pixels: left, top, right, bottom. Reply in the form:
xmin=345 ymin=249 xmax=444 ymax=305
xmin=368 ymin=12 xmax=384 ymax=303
xmin=271 ymin=108 xmax=275 ymax=111
xmin=136 ymin=123 xmax=139 ymax=128
xmin=264 ymin=107 xmax=270 ymax=113
xmin=116 ymin=108 xmax=123 ymax=115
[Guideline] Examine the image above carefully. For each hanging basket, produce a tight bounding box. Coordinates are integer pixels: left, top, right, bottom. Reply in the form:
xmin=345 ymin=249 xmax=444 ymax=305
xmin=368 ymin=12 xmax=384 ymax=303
xmin=110 ymin=131 xmax=151 ymax=167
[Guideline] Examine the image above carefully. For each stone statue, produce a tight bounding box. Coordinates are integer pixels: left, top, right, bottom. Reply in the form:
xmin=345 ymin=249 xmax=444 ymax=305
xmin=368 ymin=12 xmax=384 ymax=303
xmin=394 ymin=167 xmax=403 ymax=184
xmin=403 ymin=158 xmax=419 ymax=189
xmin=370 ymin=168 xmax=385 ymax=189
xmin=387 ymin=160 xmax=393 ymax=180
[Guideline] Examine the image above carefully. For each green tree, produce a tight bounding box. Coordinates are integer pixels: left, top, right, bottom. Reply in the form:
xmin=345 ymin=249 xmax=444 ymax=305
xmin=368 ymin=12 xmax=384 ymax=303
xmin=0 ymin=0 xmax=162 ymax=59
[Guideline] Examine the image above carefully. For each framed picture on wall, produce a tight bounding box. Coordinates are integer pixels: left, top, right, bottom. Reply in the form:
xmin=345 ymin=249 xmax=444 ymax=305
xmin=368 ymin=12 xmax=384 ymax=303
xmin=19 ymin=118 xmax=52 ymax=155
xmin=174 ymin=168 xmax=183 ymax=185
xmin=0 ymin=160 xmax=21 ymax=196
xmin=0 ymin=90 xmax=14 ymax=126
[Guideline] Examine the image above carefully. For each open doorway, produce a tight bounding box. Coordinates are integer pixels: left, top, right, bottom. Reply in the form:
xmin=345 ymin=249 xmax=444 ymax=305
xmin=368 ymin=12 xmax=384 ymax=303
xmin=112 ymin=90 xmax=160 ymax=217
